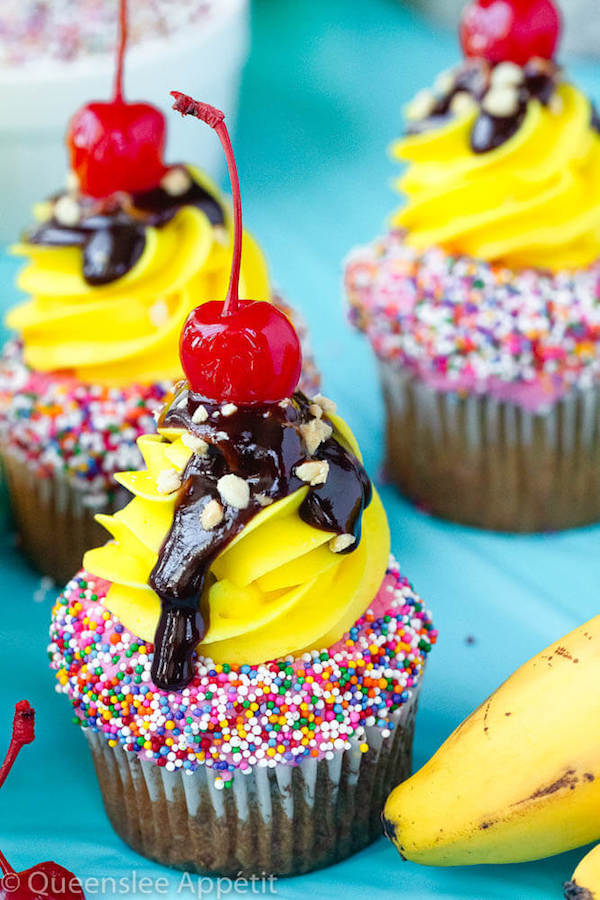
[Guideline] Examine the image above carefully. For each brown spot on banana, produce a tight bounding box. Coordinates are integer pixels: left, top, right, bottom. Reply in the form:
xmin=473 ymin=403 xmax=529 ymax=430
xmin=512 ymin=769 xmax=579 ymax=805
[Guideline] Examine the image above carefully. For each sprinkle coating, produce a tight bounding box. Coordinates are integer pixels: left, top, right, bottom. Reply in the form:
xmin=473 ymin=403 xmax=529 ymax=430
xmin=49 ymin=558 xmax=436 ymax=787
xmin=346 ymin=231 xmax=600 ymax=410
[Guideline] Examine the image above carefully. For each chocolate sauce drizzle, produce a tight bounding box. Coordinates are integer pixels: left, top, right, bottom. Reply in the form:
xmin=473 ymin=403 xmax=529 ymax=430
xmin=149 ymin=387 xmax=372 ymax=691
xmin=26 ymin=167 xmax=225 ymax=286
xmin=406 ymin=58 xmax=561 ymax=154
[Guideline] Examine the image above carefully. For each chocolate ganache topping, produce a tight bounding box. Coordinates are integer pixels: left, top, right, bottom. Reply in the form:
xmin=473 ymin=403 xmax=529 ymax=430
xmin=26 ymin=166 xmax=225 ymax=287
xmin=406 ymin=57 xmax=565 ymax=153
xmin=149 ymin=386 xmax=372 ymax=691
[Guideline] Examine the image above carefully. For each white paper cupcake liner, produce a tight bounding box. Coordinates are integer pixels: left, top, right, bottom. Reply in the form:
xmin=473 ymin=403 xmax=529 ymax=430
xmin=84 ymin=687 xmax=420 ymax=877
xmin=380 ymin=362 xmax=600 ymax=531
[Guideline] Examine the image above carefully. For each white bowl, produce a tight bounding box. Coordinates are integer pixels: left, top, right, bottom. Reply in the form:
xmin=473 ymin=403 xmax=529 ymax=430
xmin=0 ymin=0 xmax=249 ymax=242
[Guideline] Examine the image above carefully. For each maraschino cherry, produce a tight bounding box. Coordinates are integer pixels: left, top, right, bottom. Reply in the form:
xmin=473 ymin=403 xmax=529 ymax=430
xmin=460 ymin=0 xmax=561 ymax=66
xmin=0 ymin=702 xmax=85 ymax=900
xmin=173 ymin=92 xmax=302 ymax=404
xmin=67 ymin=0 xmax=166 ymax=197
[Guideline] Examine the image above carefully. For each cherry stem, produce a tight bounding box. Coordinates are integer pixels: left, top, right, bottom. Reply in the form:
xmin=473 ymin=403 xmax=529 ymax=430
xmin=0 ymin=701 xmax=35 ymax=791
xmin=0 ymin=850 xmax=14 ymax=875
xmin=171 ymin=91 xmax=242 ymax=315
xmin=114 ymin=0 xmax=128 ymax=103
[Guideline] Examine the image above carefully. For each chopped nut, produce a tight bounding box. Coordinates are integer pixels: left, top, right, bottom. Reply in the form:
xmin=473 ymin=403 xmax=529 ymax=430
xmin=296 ymin=460 xmax=329 ymax=486
xmin=161 ymin=166 xmax=192 ymax=196
xmin=213 ymin=226 xmax=229 ymax=245
xmin=217 ymin=473 xmax=250 ymax=509
xmin=149 ymin=299 xmax=169 ymax=327
xmin=278 ymin=398 xmax=291 ymax=409
xmin=481 ymin=86 xmax=519 ymax=118
xmin=450 ymin=92 xmax=476 ymax=116
xmin=308 ymin=403 xmax=323 ymax=419
xmin=201 ymin=499 xmax=224 ymax=530
xmin=157 ymin=468 xmax=182 ymax=494
xmin=255 ymin=493 xmax=273 ymax=507
xmin=312 ymin=393 xmax=337 ymax=416
xmin=192 ymin=404 xmax=208 ymax=424
xmin=406 ymin=88 xmax=436 ymax=121
xmin=54 ymin=195 xmax=81 ymax=227
xmin=491 ymin=62 xmax=524 ymax=88
xmin=221 ymin=403 xmax=238 ymax=417
xmin=329 ymin=533 xmax=356 ymax=553
xmin=182 ymin=432 xmax=209 ymax=455
xmin=434 ymin=69 xmax=455 ymax=96
xmin=300 ymin=418 xmax=333 ymax=456
xmin=65 ymin=170 xmax=80 ymax=194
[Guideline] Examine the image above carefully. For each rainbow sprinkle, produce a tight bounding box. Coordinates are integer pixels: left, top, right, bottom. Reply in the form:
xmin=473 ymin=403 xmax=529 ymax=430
xmin=346 ymin=231 xmax=600 ymax=409
xmin=49 ymin=559 xmax=436 ymax=788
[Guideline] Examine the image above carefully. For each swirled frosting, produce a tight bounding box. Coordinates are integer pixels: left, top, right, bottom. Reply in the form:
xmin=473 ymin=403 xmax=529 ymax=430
xmin=83 ymin=390 xmax=390 ymax=682
xmin=393 ymin=58 xmax=600 ymax=271
xmin=7 ymin=166 xmax=270 ymax=386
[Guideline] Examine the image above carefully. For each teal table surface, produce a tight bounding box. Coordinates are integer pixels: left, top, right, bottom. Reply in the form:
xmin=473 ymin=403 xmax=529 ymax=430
xmin=1 ymin=1 xmax=600 ymax=897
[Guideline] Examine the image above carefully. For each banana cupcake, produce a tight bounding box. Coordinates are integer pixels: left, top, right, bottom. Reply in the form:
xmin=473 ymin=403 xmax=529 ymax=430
xmin=48 ymin=95 xmax=436 ymax=877
xmin=345 ymin=0 xmax=600 ymax=532
xmin=0 ymin=2 xmax=318 ymax=583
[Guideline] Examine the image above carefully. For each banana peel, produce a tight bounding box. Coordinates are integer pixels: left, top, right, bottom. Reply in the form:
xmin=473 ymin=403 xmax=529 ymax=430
xmin=383 ymin=616 xmax=600 ymax=866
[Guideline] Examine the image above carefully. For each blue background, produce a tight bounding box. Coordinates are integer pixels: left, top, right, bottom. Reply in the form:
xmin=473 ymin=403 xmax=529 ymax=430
xmin=1 ymin=1 xmax=599 ymax=897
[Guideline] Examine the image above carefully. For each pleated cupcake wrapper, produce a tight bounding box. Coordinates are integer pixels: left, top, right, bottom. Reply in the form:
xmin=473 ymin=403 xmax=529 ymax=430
xmin=0 ymin=448 xmax=125 ymax=583
xmin=84 ymin=687 xmax=419 ymax=877
xmin=380 ymin=361 xmax=600 ymax=531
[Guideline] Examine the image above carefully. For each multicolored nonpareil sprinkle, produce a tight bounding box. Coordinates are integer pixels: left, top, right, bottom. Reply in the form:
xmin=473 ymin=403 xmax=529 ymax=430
xmin=49 ymin=559 xmax=436 ymax=788
xmin=0 ymin=340 xmax=168 ymax=498
xmin=346 ymin=231 xmax=600 ymax=410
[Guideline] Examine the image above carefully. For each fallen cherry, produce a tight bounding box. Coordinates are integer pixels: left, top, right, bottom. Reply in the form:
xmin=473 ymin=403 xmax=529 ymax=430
xmin=67 ymin=0 xmax=166 ymax=197
xmin=460 ymin=0 xmax=561 ymax=66
xmin=172 ymin=93 xmax=302 ymax=404
xmin=0 ymin=702 xmax=85 ymax=900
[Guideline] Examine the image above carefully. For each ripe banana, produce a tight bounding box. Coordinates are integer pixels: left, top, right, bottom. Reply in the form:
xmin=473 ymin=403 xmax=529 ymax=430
xmin=383 ymin=616 xmax=600 ymax=866
xmin=565 ymin=844 xmax=600 ymax=899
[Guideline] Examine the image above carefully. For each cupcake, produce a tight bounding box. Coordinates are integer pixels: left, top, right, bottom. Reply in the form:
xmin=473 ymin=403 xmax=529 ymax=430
xmin=48 ymin=94 xmax=436 ymax=877
xmin=345 ymin=0 xmax=600 ymax=532
xmin=0 ymin=1 xmax=318 ymax=583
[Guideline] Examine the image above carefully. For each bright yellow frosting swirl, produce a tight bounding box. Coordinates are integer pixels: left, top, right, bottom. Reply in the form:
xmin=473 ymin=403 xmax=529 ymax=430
xmin=7 ymin=168 xmax=270 ymax=386
xmin=83 ymin=416 xmax=390 ymax=665
xmin=392 ymin=83 xmax=600 ymax=270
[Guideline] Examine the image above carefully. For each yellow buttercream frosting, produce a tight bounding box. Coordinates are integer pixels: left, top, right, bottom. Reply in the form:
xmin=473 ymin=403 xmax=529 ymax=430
xmin=7 ymin=167 xmax=270 ymax=386
xmin=83 ymin=417 xmax=390 ymax=665
xmin=392 ymin=83 xmax=600 ymax=270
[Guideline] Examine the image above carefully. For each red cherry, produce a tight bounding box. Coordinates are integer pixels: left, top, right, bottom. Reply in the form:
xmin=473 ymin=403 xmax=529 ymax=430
xmin=68 ymin=100 xmax=166 ymax=197
xmin=460 ymin=0 xmax=561 ymax=65
xmin=66 ymin=0 xmax=166 ymax=197
xmin=171 ymin=92 xmax=303 ymax=404
xmin=180 ymin=300 xmax=302 ymax=404
xmin=0 ymin=704 xmax=85 ymax=900
xmin=0 ymin=859 xmax=85 ymax=900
